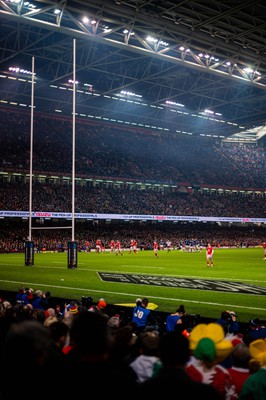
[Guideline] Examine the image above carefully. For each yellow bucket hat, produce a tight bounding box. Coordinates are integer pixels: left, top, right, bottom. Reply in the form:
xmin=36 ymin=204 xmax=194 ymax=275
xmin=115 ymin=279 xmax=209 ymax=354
xmin=249 ymin=339 xmax=266 ymax=367
xmin=189 ymin=322 xmax=233 ymax=363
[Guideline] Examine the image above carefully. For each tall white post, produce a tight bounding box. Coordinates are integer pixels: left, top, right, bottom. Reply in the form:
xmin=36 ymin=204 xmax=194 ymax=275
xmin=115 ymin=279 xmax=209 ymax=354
xmin=29 ymin=56 xmax=35 ymax=241
xmin=25 ymin=56 xmax=35 ymax=266
xmin=67 ymin=39 xmax=78 ymax=268
xmin=72 ymin=39 xmax=76 ymax=242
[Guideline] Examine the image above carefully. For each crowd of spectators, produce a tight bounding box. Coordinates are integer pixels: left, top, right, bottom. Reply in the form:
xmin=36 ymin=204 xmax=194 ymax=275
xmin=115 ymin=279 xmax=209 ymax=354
xmin=1 ymin=291 xmax=266 ymax=399
xmin=0 ymin=218 xmax=265 ymax=253
xmin=220 ymin=143 xmax=266 ymax=188
xmin=0 ymin=181 xmax=265 ymax=218
xmin=0 ymin=107 xmax=265 ymax=189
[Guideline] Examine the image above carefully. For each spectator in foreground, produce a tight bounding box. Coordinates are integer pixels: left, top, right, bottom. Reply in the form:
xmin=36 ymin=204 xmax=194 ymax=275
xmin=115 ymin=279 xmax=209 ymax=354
xmin=61 ymin=310 xmax=139 ymax=399
xmin=129 ymin=331 xmax=160 ymax=383
xmin=140 ymin=331 xmax=220 ymax=399
xmin=186 ymin=322 xmax=236 ymax=399
xmin=1 ymin=320 xmax=52 ymax=399
xmin=239 ymin=338 xmax=266 ymax=399
xmin=228 ymin=342 xmax=251 ymax=398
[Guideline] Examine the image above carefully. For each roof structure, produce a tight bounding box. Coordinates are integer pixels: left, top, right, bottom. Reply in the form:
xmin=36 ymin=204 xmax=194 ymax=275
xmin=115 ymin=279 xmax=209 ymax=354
xmin=0 ymin=0 xmax=266 ymax=142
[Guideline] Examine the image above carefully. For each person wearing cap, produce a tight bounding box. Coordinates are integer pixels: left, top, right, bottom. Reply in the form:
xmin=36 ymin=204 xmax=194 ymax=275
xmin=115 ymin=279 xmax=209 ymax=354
xmin=186 ymin=322 xmax=236 ymax=399
xmin=216 ymin=310 xmax=240 ymax=334
xmin=89 ymin=298 xmax=109 ymax=319
xmin=246 ymin=318 xmax=266 ymax=340
xmin=98 ymin=298 xmax=107 ymax=309
xmin=239 ymin=338 xmax=266 ymax=399
xmin=64 ymin=300 xmax=80 ymax=314
xmin=69 ymin=305 xmax=78 ymax=315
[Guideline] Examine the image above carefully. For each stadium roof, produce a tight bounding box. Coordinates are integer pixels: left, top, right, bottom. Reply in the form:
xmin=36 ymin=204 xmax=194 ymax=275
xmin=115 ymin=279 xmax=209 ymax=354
xmin=0 ymin=0 xmax=266 ymax=142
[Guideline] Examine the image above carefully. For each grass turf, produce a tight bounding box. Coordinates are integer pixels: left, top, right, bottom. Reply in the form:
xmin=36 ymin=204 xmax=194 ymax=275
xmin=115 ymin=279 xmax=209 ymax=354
xmin=0 ymin=247 xmax=265 ymax=323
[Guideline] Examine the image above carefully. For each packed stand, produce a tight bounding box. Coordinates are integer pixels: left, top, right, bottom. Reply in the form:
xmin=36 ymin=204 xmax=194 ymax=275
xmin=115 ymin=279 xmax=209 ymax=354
xmin=0 ymin=108 xmax=265 ymax=189
xmin=1 ymin=291 xmax=266 ymax=399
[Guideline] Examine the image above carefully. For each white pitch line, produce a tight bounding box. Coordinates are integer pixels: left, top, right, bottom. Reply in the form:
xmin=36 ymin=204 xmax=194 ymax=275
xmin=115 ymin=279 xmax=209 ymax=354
xmin=2 ymin=264 xmax=19 ymax=266
xmin=0 ymin=278 xmax=265 ymax=312
xmin=52 ymin=261 xmax=85 ymax=265
xmin=121 ymin=264 xmax=164 ymax=269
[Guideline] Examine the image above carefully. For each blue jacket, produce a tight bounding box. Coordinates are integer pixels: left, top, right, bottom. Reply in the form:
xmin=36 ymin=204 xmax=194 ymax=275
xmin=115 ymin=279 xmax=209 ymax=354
xmin=132 ymin=305 xmax=151 ymax=328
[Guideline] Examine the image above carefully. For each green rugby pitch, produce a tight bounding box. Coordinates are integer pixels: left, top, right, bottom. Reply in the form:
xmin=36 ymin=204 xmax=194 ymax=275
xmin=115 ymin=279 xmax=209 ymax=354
xmin=0 ymin=247 xmax=265 ymax=323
